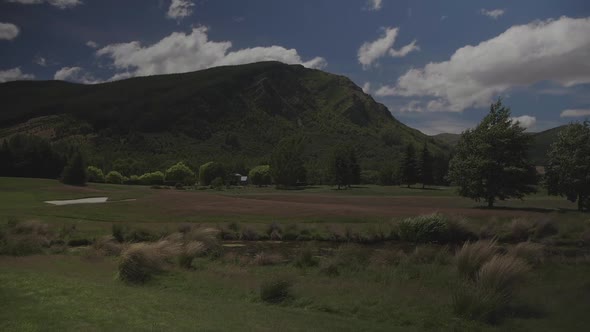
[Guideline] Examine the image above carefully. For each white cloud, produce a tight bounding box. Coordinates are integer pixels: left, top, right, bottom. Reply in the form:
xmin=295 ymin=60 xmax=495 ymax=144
xmin=367 ymin=0 xmax=382 ymax=11
xmin=0 ymin=67 xmax=35 ymax=82
xmin=86 ymin=40 xmax=98 ymax=48
xmin=0 ymin=22 xmax=19 ymax=40
xmin=560 ymin=109 xmax=590 ymax=118
xmin=34 ymin=56 xmax=47 ymax=66
xmin=7 ymin=0 xmax=82 ymax=9
xmin=481 ymin=8 xmax=505 ymax=19
xmin=54 ymin=66 xmax=100 ymax=84
xmin=96 ymin=27 xmax=327 ymax=79
xmin=357 ymin=27 xmax=419 ymax=68
xmin=441 ymin=15 xmax=448 ymax=21
xmin=510 ymin=115 xmax=537 ymax=129
xmin=415 ymin=118 xmax=475 ymax=135
xmin=376 ymin=17 xmax=590 ymax=112
xmin=362 ymin=82 xmax=371 ymax=93
xmin=167 ymin=0 xmax=194 ymax=19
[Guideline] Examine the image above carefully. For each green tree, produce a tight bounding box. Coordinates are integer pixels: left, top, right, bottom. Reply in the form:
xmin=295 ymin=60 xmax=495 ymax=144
xmin=447 ymin=99 xmax=537 ymax=208
xmin=105 ymin=171 xmax=124 ymax=184
xmin=378 ymin=163 xmax=398 ymax=186
xmin=61 ymin=151 xmax=87 ymax=186
xmin=87 ymin=166 xmax=105 ymax=183
xmin=249 ymin=165 xmax=272 ymax=186
xmin=545 ymin=121 xmax=590 ymax=211
xmin=400 ymin=143 xmax=418 ymax=188
xmin=328 ymin=145 xmax=361 ymax=189
xmin=166 ymin=162 xmax=196 ymax=185
xmin=418 ymin=144 xmax=434 ymax=189
xmin=270 ymin=136 xmax=307 ymax=188
xmin=138 ymin=171 xmax=165 ymax=185
xmin=199 ymin=162 xmax=226 ymax=186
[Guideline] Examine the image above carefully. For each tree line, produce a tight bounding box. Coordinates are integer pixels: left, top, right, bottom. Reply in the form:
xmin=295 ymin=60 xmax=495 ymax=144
xmin=1 ymin=99 xmax=588 ymax=211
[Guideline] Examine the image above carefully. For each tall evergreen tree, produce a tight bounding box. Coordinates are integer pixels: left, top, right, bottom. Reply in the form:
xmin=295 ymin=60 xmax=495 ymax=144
xmin=61 ymin=151 xmax=87 ymax=186
xmin=447 ymin=99 xmax=537 ymax=207
xmin=328 ymin=145 xmax=361 ymax=189
xmin=545 ymin=121 xmax=590 ymax=211
xmin=418 ymin=144 xmax=433 ymax=189
xmin=270 ymin=136 xmax=307 ymax=188
xmin=400 ymin=143 xmax=418 ymax=188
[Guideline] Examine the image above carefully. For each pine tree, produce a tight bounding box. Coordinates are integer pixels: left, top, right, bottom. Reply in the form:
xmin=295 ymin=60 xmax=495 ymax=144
xmin=400 ymin=143 xmax=418 ymax=188
xmin=418 ymin=143 xmax=433 ymax=189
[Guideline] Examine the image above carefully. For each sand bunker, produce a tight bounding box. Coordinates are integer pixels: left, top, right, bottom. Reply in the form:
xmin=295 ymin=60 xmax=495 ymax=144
xmin=45 ymin=197 xmax=109 ymax=205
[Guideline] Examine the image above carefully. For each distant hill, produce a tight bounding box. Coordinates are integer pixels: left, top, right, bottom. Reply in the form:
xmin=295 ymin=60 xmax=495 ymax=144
xmin=431 ymin=126 xmax=567 ymax=165
xmin=0 ymin=61 xmax=450 ymax=175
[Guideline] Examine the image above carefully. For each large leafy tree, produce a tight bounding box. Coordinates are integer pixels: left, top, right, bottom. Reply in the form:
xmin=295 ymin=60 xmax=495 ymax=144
xmin=400 ymin=143 xmax=418 ymax=188
xmin=165 ymin=162 xmax=196 ymax=185
xmin=270 ymin=136 xmax=307 ymax=188
xmin=328 ymin=145 xmax=361 ymax=189
xmin=447 ymin=99 xmax=536 ymax=207
xmin=418 ymin=144 xmax=434 ymax=189
xmin=545 ymin=121 xmax=590 ymax=211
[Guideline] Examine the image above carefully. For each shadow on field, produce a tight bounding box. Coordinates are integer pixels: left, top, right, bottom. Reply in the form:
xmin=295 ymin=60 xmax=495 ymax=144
xmin=473 ymin=206 xmax=557 ymax=214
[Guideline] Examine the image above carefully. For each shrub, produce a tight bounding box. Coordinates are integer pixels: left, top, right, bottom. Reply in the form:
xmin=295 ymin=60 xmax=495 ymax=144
xmin=509 ymin=242 xmax=544 ymax=264
xmin=210 ymin=177 xmax=224 ymax=189
xmin=199 ymin=161 xmax=225 ymax=186
xmin=397 ymin=213 xmax=449 ymax=243
xmin=260 ymin=277 xmax=293 ymax=303
xmin=118 ymin=240 xmax=181 ymax=284
xmin=456 ymin=239 xmax=498 ymax=279
xmin=105 ymin=171 xmax=124 ymax=184
xmin=249 ymin=165 xmax=272 ymax=186
xmin=165 ymin=162 xmax=195 ymax=186
xmin=294 ymin=246 xmax=319 ymax=268
xmin=253 ymin=252 xmax=283 ymax=266
xmin=87 ymin=166 xmax=105 ymax=183
xmin=139 ymin=171 xmax=165 ymax=185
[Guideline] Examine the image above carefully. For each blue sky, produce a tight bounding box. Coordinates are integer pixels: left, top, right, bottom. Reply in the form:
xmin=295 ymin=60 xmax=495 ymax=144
xmin=1 ymin=0 xmax=589 ymax=134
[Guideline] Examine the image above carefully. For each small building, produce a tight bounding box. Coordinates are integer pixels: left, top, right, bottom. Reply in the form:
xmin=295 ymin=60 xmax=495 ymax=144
xmin=232 ymin=173 xmax=249 ymax=185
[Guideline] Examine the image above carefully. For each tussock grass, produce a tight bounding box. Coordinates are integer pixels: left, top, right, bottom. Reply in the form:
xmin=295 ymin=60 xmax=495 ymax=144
xmin=294 ymin=246 xmax=319 ymax=268
xmin=0 ymin=220 xmax=52 ymax=256
xmin=452 ymin=282 xmax=507 ymax=323
xmin=253 ymin=252 xmax=283 ymax=266
xmin=260 ymin=276 xmax=293 ymax=304
xmin=397 ymin=213 xmax=449 ymax=243
xmin=93 ymin=235 xmax=124 ymax=256
xmin=178 ymin=241 xmax=206 ymax=269
xmin=477 ymin=255 xmax=530 ymax=295
xmin=508 ymin=219 xmax=534 ymax=242
xmin=118 ymin=240 xmax=182 ymax=284
xmin=509 ymin=241 xmax=545 ymax=264
xmin=456 ymin=239 xmax=498 ymax=279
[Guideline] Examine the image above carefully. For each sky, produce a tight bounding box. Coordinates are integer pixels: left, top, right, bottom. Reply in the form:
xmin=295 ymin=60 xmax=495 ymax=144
xmin=1 ymin=0 xmax=589 ymax=135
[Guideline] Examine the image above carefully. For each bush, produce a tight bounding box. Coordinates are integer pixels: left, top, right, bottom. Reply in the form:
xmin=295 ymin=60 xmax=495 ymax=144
xmin=165 ymin=162 xmax=195 ymax=186
xmin=118 ymin=240 xmax=181 ymax=284
xmin=199 ymin=161 xmax=225 ymax=186
xmin=260 ymin=277 xmax=293 ymax=303
xmin=87 ymin=166 xmax=105 ymax=183
xmin=249 ymin=165 xmax=272 ymax=186
xmin=294 ymin=246 xmax=319 ymax=268
xmin=397 ymin=213 xmax=449 ymax=243
xmin=210 ymin=177 xmax=224 ymax=189
xmin=456 ymin=239 xmax=498 ymax=279
xmin=138 ymin=171 xmax=164 ymax=185
xmin=105 ymin=171 xmax=124 ymax=184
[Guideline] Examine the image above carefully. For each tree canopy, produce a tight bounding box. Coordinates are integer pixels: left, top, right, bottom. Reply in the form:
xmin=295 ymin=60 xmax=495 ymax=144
xmin=165 ymin=162 xmax=195 ymax=185
xmin=418 ymin=144 xmax=434 ymax=189
xmin=447 ymin=99 xmax=537 ymax=207
xmin=61 ymin=151 xmax=87 ymax=186
xmin=400 ymin=143 xmax=418 ymax=188
xmin=545 ymin=121 xmax=590 ymax=211
xmin=270 ymin=136 xmax=307 ymax=188
xmin=327 ymin=145 xmax=361 ymax=189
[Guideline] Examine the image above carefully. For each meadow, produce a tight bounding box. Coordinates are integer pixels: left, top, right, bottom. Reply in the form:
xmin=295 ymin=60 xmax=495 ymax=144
xmin=1 ymin=177 xmax=589 ymax=331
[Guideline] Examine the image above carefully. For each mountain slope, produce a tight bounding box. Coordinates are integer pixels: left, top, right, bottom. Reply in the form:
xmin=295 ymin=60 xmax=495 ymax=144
xmin=0 ymin=61 xmax=450 ymax=175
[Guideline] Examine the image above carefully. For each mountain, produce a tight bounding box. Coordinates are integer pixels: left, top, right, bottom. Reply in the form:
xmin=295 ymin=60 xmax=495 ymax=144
xmin=0 ymin=61 xmax=451 ymax=176
xmin=431 ymin=126 xmax=567 ymax=166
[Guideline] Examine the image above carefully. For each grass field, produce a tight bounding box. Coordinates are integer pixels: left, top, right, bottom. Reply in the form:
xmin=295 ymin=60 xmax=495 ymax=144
xmin=1 ymin=177 xmax=589 ymax=331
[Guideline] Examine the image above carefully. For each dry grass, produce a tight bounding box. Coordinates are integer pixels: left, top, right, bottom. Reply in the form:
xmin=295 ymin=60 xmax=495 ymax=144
xmin=456 ymin=239 xmax=498 ymax=279
xmin=509 ymin=241 xmax=545 ymax=264
xmin=93 ymin=235 xmax=125 ymax=256
xmin=252 ymin=252 xmax=284 ymax=266
xmin=0 ymin=220 xmax=53 ymax=256
xmin=178 ymin=241 xmax=206 ymax=269
xmin=509 ymin=218 xmax=534 ymax=242
xmin=477 ymin=255 xmax=530 ymax=295
xmin=370 ymin=249 xmax=408 ymax=266
xmin=118 ymin=240 xmax=182 ymax=284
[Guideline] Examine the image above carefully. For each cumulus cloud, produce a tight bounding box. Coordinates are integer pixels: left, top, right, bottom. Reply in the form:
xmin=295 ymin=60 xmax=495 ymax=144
xmin=376 ymin=17 xmax=590 ymax=112
xmin=560 ymin=109 xmax=590 ymax=118
xmin=481 ymin=8 xmax=505 ymax=19
xmin=0 ymin=22 xmax=19 ymax=40
xmin=96 ymin=27 xmax=327 ymax=79
xmin=86 ymin=40 xmax=98 ymax=48
xmin=167 ymin=0 xmax=194 ymax=19
xmin=54 ymin=66 xmax=100 ymax=84
xmin=0 ymin=67 xmax=35 ymax=82
xmin=357 ymin=27 xmax=419 ymax=68
xmin=367 ymin=0 xmax=382 ymax=11
xmin=6 ymin=0 xmax=82 ymax=9
xmin=510 ymin=115 xmax=537 ymax=129
xmin=362 ymin=82 xmax=371 ymax=93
